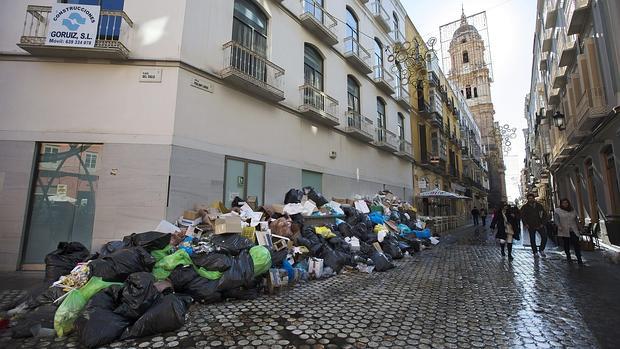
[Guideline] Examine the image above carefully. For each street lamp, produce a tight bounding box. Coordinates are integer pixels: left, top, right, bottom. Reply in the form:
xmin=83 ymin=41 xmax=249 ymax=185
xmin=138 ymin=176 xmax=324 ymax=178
xmin=552 ymin=111 xmax=566 ymax=130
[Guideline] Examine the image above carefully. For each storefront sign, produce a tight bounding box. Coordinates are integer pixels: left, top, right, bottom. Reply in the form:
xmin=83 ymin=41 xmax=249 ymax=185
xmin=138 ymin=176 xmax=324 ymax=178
xmin=46 ymin=4 xmax=100 ymax=48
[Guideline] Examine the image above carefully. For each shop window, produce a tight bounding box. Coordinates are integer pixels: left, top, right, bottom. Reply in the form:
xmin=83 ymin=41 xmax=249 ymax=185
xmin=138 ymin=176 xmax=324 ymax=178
xmin=224 ymin=157 xmax=265 ymax=208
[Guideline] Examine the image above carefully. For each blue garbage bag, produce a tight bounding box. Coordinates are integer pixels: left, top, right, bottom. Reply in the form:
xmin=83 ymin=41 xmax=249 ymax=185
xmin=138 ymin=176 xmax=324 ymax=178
xmin=397 ymin=224 xmax=411 ymax=235
xmin=369 ymin=212 xmax=385 ymax=225
xmin=414 ymin=228 xmax=431 ymax=239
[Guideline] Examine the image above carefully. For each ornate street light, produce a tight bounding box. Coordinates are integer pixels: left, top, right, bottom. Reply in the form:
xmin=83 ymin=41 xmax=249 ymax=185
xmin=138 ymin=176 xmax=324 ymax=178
xmin=552 ymin=111 xmax=566 ymax=130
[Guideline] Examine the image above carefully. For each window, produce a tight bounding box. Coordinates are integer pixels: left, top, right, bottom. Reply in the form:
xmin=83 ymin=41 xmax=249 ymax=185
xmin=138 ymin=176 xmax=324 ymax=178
xmin=473 ymin=87 xmax=478 ymax=98
xmin=602 ymin=146 xmax=620 ymax=214
xmin=393 ymin=12 xmax=399 ymax=35
xmin=376 ymin=98 xmax=386 ymax=141
xmin=304 ymin=44 xmax=323 ymax=90
xmin=347 ymin=75 xmax=360 ymax=113
xmin=575 ymin=168 xmax=586 ymax=218
xmin=345 ymin=7 xmax=359 ymax=54
xmin=462 ymin=50 xmax=469 ymax=63
xmin=374 ymin=38 xmax=383 ymax=68
xmin=84 ymin=153 xmax=97 ymax=170
xmin=465 ymin=86 xmax=472 ymax=99
xmin=61 ymin=0 xmax=122 ymax=9
xmin=61 ymin=0 xmax=124 ymax=39
xmin=397 ymin=113 xmax=405 ymax=140
xmin=302 ymin=170 xmax=322 ymax=193
xmin=44 ymin=145 xmax=59 ymax=155
xmin=224 ymin=157 xmax=265 ymax=208
xmin=304 ymin=0 xmax=324 ymax=23
xmin=233 ymin=0 xmax=267 ymax=56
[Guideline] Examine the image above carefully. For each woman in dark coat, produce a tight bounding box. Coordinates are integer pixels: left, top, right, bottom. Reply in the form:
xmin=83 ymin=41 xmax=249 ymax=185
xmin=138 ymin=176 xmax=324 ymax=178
xmin=490 ymin=203 xmax=521 ymax=260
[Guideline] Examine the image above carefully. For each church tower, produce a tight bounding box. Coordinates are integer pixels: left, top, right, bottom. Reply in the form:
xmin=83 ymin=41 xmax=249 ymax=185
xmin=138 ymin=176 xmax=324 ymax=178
xmin=446 ymin=9 xmax=507 ymax=207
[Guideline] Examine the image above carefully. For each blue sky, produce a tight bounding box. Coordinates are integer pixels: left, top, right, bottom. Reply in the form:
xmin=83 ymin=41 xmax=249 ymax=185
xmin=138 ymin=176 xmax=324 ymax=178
xmin=401 ymin=0 xmax=537 ymax=201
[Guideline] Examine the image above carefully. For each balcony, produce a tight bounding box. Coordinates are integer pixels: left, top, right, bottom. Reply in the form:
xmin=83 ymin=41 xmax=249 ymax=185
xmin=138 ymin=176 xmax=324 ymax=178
xmin=299 ymin=1 xmax=338 ymax=46
xmin=541 ymin=28 xmax=554 ymax=53
xmin=548 ymin=88 xmax=561 ymax=106
xmin=552 ymin=65 xmax=567 ymax=89
xmin=372 ymin=65 xmax=395 ymax=94
xmin=298 ymin=85 xmax=339 ymax=126
xmin=544 ymin=6 xmax=559 ymax=29
xmin=539 ymin=52 xmax=549 ymax=71
xmin=395 ymin=139 xmax=414 ymax=161
xmin=342 ymin=36 xmax=373 ymax=74
xmin=394 ymin=86 xmax=411 ymax=110
xmin=18 ymin=5 xmax=133 ymax=59
xmin=370 ymin=1 xmax=392 ymax=33
xmin=430 ymin=113 xmax=443 ymax=128
xmin=575 ymin=87 xmax=608 ymax=132
xmin=567 ymin=0 xmax=592 ymax=35
xmin=428 ymin=71 xmax=440 ymax=87
xmin=344 ymin=111 xmax=375 ymax=142
xmin=558 ymin=33 xmax=577 ymax=67
xmin=221 ymin=41 xmax=285 ymax=102
xmin=373 ymin=128 xmax=399 ymax=152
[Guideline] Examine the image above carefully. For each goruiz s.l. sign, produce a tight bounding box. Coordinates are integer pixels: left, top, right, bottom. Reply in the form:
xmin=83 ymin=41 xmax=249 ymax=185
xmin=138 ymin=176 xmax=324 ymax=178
xmin=45 ymin=4 xmax=100 ymax=48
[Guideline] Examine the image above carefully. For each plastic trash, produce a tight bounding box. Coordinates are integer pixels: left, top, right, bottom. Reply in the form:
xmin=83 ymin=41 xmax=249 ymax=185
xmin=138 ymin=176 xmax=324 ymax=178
xmin=302 ymin=186 xmax=328 ymax=207
xmin=369 ymin=211 xmax=385 ymax=224
xmin=414 ymin=228 xmax=432 ymax=239
xmin=357 ymin=263 xmax=375 ymax=273
xmin=150 ymin=244 xmax=174 ymax=262
xmin=155 ymin=220 xmax=181 ymax=234
xmin=114 ymin=272 xmax=161 ymax=321
xmin=122 ymin=231 xmax=171 ymax=252
xmin=44 ymin=242 xmax=91 ymax=282
xmin=169 ymin=267 xmax=221 ymax=304
xmin=249 ymin=245 xmax=271 ymax=277
xmin=54 ymin=276 xmax=121 ymax=337
xmin=99 ymin=241 xmax=130 ymax=257
xmin=315 ymin=226 xmax=336 ymax=239
xmin=89 ymin=247 xmax=156 ymax=282
xmin=10 ymin=304 xmax=57 ymax=339
xmin=320 ymin=246 xmax=349 ymax=273
xmin=430 ymin=236 xmax=440 ymax=245
xmin=121 ymin=294 xmax=192 ymax=340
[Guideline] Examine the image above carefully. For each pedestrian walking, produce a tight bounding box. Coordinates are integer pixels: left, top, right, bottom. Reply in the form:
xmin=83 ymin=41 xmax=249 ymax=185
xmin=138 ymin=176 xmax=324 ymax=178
xmin=520 ymin=193 xmax=548 ymax=258
xmin=490 ymin=202 xmax=520 ymax=260
xmin=553 ymin=198 xmax=584 ymax=265
xmin=480 ymin=208 xmax=487 ymax=226
xmin=471 ymin=206 xmax=480 ymax=226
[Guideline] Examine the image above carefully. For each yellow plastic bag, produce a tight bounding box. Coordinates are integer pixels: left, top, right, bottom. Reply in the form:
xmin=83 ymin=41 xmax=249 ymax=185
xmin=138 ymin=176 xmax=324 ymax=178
xmin=315 ymin=226 xmax=336 ymax=239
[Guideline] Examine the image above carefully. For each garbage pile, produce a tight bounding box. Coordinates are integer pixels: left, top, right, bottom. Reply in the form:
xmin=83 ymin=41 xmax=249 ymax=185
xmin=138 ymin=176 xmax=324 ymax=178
xmin=1 ymin=187 xmax=437 ymax=348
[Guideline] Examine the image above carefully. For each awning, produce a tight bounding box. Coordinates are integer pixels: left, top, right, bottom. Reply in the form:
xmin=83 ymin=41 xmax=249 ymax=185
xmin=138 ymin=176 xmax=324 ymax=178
xmin=419 ymin=188 xmax=464 ymax=199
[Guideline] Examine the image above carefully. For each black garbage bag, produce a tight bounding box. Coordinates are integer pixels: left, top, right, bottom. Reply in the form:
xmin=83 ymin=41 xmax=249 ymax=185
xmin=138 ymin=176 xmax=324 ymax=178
xmin=211 ymin=234 xmax=254 ymax=256
xmin=121 ymin=294 xmax=192 ymax=340
xmin=122 ymin=231 xmax=171 ymax=252
xmin=90 ymin=247 xmax=155 ymax=282
xmin=389 ymin=211 xmax=402 ymax=224
xmin=320 ymin=246 xmax=349 ymax=273
xmin=222 ymin=287 xmax=260 ymax=301
xmin=338 ymin=223 xmax=353 ymax=237
xmin=44 ymin=241 xmax=90 ymax=281
xmin=381 ymin=236 xmax=404 ymax=260
xmin=24 ymin=286 xmax=66 ymax=309
xmin=191 ymin=252 xmax=232 ymax=272
xmin=74 ymin=285 xmax=130 ymax=348
xmin=270 ymin=249 xmax=288 ymax=267
xmin=169 ymin=265 xmax=199 ymax=291
xmin=185 ymin=277 xmax=221 ymax=304
xmin=217 ymin=250 xmax=255 ymax=291
xmin=371 ymin=251 xmax=395 ymax=272
xmin=328 ymin=237 xmax=350 ymax=252
xmin=302 ymin=186 xmax=328 ymax=207
xmin=358 ymin=241 xmax=375 ymax=259
xmin=114 ymin=272 xmax=161 ymax=320
xmin=284 ymin=188 xmax=304 ymax=204
xmin=11 ymin=304 xmax=57 ymax=338
xmin=297 ymin=227 xmax=323 ymax=255
xmin=100 ymin=240 xmax=130 ymax=257
xmin=231 ymin=196 xmax=244 ymax=208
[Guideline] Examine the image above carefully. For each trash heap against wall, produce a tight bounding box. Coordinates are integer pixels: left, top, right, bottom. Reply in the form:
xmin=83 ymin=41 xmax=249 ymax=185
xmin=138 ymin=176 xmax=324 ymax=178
xmin=2 ymin=187 xmax=437 ymax=348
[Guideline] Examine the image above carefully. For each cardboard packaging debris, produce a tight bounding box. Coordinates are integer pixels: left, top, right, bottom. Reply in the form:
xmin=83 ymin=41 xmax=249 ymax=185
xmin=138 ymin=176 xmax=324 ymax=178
xmin=214 ymin=215 xmax=242 ymax=234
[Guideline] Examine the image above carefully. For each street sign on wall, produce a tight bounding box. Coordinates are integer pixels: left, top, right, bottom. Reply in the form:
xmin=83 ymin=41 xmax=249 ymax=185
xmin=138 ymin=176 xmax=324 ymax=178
xmin=46 ymin=4 xmax=100 ymax=48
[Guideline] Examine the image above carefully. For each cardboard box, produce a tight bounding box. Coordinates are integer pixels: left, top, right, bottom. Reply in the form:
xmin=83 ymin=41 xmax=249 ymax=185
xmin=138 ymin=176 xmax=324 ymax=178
xmin=271 ymin=204 xmax=285 ymax=214
xmin=246 ymin=196 xmax=257 ymax=210
xmin=183 ymin=210 xmax=200 ymax=220
xmin=271 ymin=234 xmax=291 ymax=251
xmin=214 ymin=215 xmax=242 ymax=234
xmin=256 ymin=230 xmax=273 ymax=248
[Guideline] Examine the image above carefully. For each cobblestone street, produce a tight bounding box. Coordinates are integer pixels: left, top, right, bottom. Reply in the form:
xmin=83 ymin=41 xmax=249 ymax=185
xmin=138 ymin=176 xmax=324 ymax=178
xmin=2 ymin=225 xmax=619 ymax=349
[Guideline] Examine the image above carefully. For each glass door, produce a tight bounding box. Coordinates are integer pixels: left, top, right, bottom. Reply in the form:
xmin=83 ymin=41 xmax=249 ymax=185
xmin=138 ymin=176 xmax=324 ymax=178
xmin=224 ymin=158 xmax=265 ymax=208
xmin=21 ymin=143 xmax=101 ymax=266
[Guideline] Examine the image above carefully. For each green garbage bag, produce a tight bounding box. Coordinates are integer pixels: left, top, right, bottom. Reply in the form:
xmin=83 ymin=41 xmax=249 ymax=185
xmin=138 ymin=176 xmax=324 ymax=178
xmin=249 ymin=245 xmax=271 ymax=277
xmin=195 ymin=267 xmax=223 ymax=280
xmin=54 ymin=276 xmax=121 ymax=337
xmin=150 ymin=244 xmax=174 ymax=262
xmin=152 ymin=249 xmax=193 ymax=280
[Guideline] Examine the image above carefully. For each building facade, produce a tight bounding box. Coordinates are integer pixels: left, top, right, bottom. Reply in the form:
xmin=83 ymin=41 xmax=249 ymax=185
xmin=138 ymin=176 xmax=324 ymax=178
xmin=0 ymin=0 xmax=416 ymax=270
xmin=445 ymin=11 xmax=507 ymax=210
xmin=405 ymin=16 xmax=488 ymax=222
xmin=523 ymin=0 xmax=620 ymax=247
